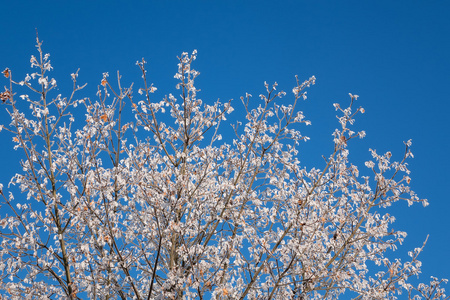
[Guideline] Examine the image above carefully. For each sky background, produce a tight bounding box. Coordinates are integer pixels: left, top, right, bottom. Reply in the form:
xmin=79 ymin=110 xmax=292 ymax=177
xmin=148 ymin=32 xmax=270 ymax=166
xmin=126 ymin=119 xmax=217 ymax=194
xmin=1 ymin=0 xmax=449 ymax=292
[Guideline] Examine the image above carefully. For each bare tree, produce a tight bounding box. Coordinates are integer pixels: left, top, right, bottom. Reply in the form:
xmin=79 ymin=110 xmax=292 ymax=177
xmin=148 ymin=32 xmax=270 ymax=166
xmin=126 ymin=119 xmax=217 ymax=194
xmin=0 ymin=37 xmax=447 ymax=300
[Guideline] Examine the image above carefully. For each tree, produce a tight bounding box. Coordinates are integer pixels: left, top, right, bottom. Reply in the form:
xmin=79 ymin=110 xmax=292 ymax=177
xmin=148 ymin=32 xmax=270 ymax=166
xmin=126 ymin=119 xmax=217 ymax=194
xmin=0 ymin=36 xmax=447 ymax=300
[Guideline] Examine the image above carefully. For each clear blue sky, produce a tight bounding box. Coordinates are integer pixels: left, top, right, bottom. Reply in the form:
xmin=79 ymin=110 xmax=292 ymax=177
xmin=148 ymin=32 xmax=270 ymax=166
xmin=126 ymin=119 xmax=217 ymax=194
xmin=1 ymin=0 xmax=449 ymax=288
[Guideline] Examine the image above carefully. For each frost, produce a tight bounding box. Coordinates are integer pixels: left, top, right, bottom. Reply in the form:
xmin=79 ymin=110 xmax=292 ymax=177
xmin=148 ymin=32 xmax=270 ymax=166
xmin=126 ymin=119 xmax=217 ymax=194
xmin=0 ymin=42 xmax=443 ymax=300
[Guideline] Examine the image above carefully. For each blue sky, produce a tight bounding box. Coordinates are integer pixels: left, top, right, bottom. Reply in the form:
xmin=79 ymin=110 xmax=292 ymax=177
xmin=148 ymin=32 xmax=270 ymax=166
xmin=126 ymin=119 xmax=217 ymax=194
xmin=1 ymin=0 xmax=449 ymax=289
